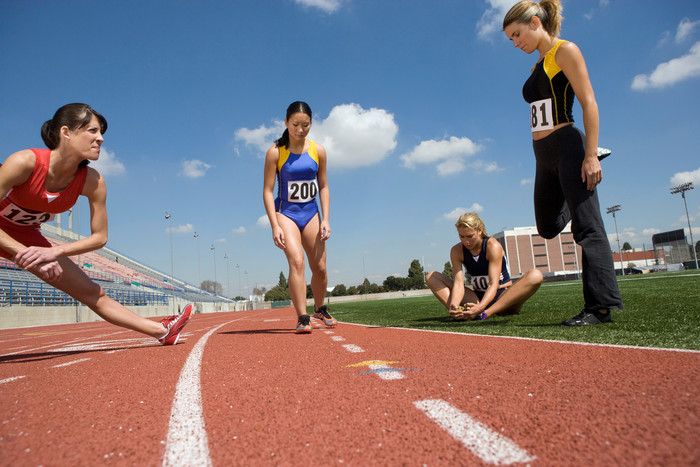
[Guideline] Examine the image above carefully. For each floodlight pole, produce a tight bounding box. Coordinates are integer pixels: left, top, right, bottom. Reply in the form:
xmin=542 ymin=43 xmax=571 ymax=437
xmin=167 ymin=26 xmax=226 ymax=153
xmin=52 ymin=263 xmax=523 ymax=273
xmin=194 ymin=232 xmax=201 ymax=286
xmin=671 ymin=182 xmax=698 ymax=269
xmin=165 ymin=212 xmax=175 ymax=311
xmin=606 ymin=204 xmax=624 ymax=275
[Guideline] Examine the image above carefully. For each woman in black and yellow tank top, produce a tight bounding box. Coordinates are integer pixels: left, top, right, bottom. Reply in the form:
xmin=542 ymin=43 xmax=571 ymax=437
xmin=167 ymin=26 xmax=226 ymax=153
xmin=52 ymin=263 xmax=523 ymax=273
xmin=503 ymin=0 xmax=623 ymax=326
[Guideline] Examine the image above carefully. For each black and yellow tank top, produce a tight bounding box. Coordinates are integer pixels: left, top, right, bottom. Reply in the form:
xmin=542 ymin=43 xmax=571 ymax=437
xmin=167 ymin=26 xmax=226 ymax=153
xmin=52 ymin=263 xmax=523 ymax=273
xmin=522 ymin=40 xmax=575 ymax=129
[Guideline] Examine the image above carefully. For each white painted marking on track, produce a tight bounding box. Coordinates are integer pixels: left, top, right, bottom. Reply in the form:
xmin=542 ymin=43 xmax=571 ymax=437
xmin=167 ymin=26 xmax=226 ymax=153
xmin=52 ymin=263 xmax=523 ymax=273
xmin=414 ymin=399 xmax=536 ymax=465
xmin=342 ymin=344 xmax=364 ymax=353
xmin=0 ymin=375 xmax=26 ymax=384
xmin=163 ymin=320 xmax=235 ymax=467
xmin=369 ymin=363 xmax=405 ymax=380
xmin=52 ymin=358 xmax=91 ymax=368
xmin=331 ymin=336 xmax=346 ymax=342
xmin=323 ymin=330 xmax=335 ymax=335
xmin=263 ymin=319 xmax=280 ymax=322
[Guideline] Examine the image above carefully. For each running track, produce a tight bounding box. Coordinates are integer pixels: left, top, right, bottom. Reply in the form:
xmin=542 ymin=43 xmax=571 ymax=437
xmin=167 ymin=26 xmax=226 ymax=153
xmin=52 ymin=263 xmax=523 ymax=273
xmin=1 ymin=307 xmax=698 ymax=465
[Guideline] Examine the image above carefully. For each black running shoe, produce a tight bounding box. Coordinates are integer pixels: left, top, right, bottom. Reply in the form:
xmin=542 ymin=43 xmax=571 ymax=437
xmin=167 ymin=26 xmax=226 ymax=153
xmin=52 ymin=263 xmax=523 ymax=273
xmin=313 ymin=305 xmax=337 ymax=327
xmin=561 ymin=309 xmax=612 ymax=326
xmin=295 ymin=314 xmax=312 ymax=333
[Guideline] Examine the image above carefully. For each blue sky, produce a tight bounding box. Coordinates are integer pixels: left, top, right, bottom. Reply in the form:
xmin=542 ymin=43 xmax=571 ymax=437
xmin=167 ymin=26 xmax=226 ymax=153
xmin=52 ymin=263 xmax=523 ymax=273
xmin=1 ymin=0 xmax=699 ymax=296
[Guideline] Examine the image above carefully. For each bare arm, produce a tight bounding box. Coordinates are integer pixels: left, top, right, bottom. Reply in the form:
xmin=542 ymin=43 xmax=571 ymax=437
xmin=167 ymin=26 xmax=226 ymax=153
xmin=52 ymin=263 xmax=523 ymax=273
xmin=315 ymin=143 xmax=330 ymax=240
xmin=262 ymin=146 xmax=285 ymax=249
xmin=557 ymin=41 xmax=601 ymax=191
xmin=448 ymin=244 xmax=465 ymax=310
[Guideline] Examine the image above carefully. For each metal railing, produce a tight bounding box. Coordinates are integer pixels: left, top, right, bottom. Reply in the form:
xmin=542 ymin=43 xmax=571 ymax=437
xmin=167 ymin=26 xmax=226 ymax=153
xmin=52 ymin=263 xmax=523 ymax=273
xmin=0 ymin=278 xmax=169 ymax=307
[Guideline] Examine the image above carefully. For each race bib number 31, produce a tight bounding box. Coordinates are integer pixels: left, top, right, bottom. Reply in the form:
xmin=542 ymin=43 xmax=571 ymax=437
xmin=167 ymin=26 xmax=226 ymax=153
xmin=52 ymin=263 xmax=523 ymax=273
xmin=287 ymin=180 xmax=318 ymax=203
xmin=530 ymin=98 xmax=554 ymax=132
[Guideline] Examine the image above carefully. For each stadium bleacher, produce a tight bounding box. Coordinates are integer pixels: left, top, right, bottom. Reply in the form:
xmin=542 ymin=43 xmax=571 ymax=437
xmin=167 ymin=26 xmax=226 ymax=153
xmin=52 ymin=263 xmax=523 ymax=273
xmin=0 ymin=225 xmax=227 ymax=307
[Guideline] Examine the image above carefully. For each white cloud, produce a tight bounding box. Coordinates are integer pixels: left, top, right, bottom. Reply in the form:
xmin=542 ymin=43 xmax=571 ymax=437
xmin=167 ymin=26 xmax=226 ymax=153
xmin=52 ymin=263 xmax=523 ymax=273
xmin=181 ymin=159 xmax=213 ymax=178
xmin=166 ymin=223 xmax=194 ymax=234
xmin=257 ymin=215 xmax=270 ymax=227
xmin=92 ymin=147 xmax=126 ymax=176
xmin=520 ymin=178 xmax=533 ymax=186
xmin=476 ymin=0 xmax=514 ymax=40
xmin=400 ymin=136 xmax=484 ymax=176
xmin=631 ymin=41 xmax=700 ymax=90
xmin=670 ymin=166 xmax=700 ymax=187
xmin=311 ymin=104 xmax=398 ymax=169
xmin=677 ymin=18 xmax=700 ymax=43
xmin=214 ymin=238 xmax=227 ymax=244
xmin=234 ymin=121 xmax=285 ymax=155
xmin=440 ymin=205 xmax=484 ymax=223
xmin=293 ymin=0 xmax=343 ymax=14
xmin=235 ymin=103 xmax=397 ymax=170
xmin=233 ymin=226 xmax=246 ymax=234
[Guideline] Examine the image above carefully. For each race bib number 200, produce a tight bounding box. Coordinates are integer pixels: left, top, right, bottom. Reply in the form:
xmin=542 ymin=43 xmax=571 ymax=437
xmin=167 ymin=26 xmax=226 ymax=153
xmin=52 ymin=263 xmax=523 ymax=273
xmin=529 ymin=98 xmax=554 ymax=132
xmin=287 ymin=180 xmax=318 ymax=203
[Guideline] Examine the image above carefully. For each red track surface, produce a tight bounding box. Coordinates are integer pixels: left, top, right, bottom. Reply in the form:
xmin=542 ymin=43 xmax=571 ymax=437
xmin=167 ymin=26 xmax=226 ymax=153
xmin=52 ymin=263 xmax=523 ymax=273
xmin=1 ymin=307 xmax=698 ymax=465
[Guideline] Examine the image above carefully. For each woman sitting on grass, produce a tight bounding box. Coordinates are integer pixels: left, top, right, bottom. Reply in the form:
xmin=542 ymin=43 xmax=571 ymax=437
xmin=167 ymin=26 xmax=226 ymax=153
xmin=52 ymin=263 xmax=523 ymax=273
xmin=426 ymin=212 xmax=543 ymax=321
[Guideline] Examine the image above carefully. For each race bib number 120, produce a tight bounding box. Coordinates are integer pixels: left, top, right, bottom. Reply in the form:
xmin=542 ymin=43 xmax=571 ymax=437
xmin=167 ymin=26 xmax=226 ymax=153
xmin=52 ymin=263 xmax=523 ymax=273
xmin=287 ymin=180 xmax=318 ymax=203
xmin=529 ymin=98 xmax=554 ymax=132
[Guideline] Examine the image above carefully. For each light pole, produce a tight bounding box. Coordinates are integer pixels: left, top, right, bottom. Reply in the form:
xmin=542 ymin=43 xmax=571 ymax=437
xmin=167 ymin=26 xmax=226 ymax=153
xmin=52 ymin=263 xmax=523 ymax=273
xmin=224 ymin=253 xmax=230 ymax=298
xmin=210 ymin=244 xmax=217 ymax=293
xmin=236 ymin=264 xmax=241 ymax=298
xmin=606 ymin=204 xmax=624 ymax=275
xmin=165 ymin=212 xmax=175 ymax=310
xmin=194 ymin=232 xmax=201 ymax=287
xmin=671 ymin=182 xmax=698 ymax=269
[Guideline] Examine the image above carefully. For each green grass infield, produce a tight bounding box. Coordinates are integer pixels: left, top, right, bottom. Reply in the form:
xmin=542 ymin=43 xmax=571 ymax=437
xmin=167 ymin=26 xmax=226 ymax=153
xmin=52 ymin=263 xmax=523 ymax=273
xmin=316 ymin=271 xmax=700 ymax=351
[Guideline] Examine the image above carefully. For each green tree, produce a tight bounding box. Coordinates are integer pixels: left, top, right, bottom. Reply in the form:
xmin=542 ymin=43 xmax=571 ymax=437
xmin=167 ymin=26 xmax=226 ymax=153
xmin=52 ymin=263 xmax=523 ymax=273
xmin=347 ymin=286 xmax=358 ymax=295
xmin=278 ymin=271 xmax=288 ymax=289
xmin=265 ymin=286 xmax=289 ymax=301
xmin=383 ymin=275 xmax=406 ymax=291
xmin=622 ymin=242 xmax=632 ymax=251
xmin=442 ymin=261 xmax=453 ymax=279
xmin=331 ymin=284 xmax=347 ymax=296
xmin=360 ymin=278 xmax=371 ymax=294
xmin=407 ymin=259 xmax=427 ymax=290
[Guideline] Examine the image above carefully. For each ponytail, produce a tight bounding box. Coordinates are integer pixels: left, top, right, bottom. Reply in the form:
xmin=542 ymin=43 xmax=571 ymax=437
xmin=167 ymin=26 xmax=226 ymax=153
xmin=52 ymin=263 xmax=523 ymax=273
xmin=503 ymin=0 xmax=563 ymax=37
xmin=275 ymin=129 xmax=290 ymax=149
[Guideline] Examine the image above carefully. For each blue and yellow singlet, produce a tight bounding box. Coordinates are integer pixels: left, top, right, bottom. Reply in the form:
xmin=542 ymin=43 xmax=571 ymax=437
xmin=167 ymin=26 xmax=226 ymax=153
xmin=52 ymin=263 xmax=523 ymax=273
xmin=275 ymin=139 xmax=320 ymax=230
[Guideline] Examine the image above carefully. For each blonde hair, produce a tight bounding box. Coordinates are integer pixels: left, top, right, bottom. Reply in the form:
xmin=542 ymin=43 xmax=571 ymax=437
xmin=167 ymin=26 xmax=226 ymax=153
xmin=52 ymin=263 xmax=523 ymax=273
xmin=455 ymin=212 xmax=488 ymax=238
xmin=502 ymin=0 xmax=564 ymax=37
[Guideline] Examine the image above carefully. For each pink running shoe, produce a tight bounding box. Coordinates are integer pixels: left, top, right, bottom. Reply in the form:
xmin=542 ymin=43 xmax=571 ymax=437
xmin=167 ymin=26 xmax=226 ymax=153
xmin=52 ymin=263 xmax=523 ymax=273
xmin=159 ymin=303 xmax=194 ymax=345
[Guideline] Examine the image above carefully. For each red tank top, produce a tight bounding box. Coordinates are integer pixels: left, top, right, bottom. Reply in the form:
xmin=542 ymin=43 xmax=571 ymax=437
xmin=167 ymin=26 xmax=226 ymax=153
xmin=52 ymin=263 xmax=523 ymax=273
xmin=0 ymin=149 xmax=88 ymax=229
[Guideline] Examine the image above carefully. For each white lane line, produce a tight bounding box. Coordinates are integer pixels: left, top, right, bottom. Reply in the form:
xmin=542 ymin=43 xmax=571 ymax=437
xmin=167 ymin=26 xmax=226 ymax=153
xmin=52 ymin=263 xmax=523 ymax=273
xmin=163 ymin=320 xmax=235 ymax=467
xmin=0 ymin=375 xmax=27 ymax=384
xmin=331 ymin=336 xmax=346 ymax=342
xmin=342 ymin=344 xmax=364 ymax=353
xmin=414 ymin=399 xmax=536 ymax=465
xmin=52 ymin=358 xmax=91 ymax=368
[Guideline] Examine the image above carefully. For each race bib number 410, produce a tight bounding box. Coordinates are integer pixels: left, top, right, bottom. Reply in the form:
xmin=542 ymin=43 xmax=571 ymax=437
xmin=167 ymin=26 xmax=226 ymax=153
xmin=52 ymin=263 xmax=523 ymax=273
xmin=529 ymin=98 xmax=554 ymax=132
xmin=287 ymin=180 xmax=318 ymax=203
xmin=0 ymin=204 xmax=55 ymax=226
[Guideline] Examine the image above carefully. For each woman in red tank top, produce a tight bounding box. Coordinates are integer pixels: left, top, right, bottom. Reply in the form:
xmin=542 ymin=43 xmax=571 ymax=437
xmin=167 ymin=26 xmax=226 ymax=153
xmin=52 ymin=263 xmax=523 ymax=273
xmin=0 ymin=104 xmax=191 ymax=345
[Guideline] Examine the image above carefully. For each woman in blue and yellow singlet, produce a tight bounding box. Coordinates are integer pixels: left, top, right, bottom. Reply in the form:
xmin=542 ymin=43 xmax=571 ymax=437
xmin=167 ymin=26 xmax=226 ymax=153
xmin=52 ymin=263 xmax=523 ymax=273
xmin=426 ymin=213 xmax=542 ymax=321
xmin=263 ymin=101 xmax=337 ymax=333
xmin=503 ymin=0 xmax=623 ymax=326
